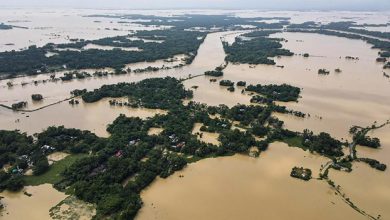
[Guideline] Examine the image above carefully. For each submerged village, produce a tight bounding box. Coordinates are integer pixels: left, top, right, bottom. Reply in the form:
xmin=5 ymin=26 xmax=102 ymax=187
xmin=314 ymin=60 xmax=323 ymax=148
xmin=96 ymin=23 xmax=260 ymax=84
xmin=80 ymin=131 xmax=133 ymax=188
xmin=0 ymin=9 xmax=390 ymax=220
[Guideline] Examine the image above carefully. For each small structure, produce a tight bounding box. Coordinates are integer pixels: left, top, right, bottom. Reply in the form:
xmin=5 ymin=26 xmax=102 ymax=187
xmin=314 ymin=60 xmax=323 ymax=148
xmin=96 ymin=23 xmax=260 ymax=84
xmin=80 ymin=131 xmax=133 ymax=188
xmin=41 ymin=145 xmax=55 ymax=153
xmin=115 ymin=150 xmax=123 ymax=158
xmin=290 ymin=167 xmax=312 ymax=181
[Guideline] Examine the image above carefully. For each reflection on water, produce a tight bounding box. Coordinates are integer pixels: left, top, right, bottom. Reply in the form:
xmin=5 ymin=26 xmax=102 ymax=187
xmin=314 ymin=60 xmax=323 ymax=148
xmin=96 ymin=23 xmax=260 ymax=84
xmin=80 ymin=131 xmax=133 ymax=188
xmin=137 ymin=142 xmax=365 ymax=220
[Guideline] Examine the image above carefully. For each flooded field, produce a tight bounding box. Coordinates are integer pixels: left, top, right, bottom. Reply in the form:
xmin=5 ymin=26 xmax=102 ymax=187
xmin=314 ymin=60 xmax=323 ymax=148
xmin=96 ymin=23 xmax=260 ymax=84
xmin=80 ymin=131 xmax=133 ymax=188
xmin=137 ymin=142 xmax=366 ymax=220
xmin=0 ymin=9 xmax=389 ymax=220
xmin=223 ymin=32 xmax=390 ymax=139
xmin=0 ymin=98 xmax=167 ymax=137
xmin=137 ymin=22 xmax=390 ymax=220
xmin=192 ymin=123 xmax=220 ymax=145
xmin=0 ymin=184 xmax=66 ymax=220
xmin=329 ymin=126 xmax=390 ymax=219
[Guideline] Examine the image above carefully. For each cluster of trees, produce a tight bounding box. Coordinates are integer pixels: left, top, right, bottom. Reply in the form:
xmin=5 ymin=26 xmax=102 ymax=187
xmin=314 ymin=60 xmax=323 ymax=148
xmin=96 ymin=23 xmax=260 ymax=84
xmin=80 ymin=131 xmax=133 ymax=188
xmin=287 ymin=21 xmax=318 ymax=29
xmin=290 ymin=167 xmax=312 ymax=181
xmin=223 ymin=36 xmax=293 ymax=65
xmin=246 ymin=83 xmax=301 ymax=102
xmin=379 ymin=51 xmax=390 ymax=58
xmin=237 ymin=81 xmax=246 ymax=86
xmin=205 ymin=70 xmax=223 ymax=77
xmin=302 ymin=129 xmax=344 ymax=157
xmin=357 ymin=158 xmax=386 ymax=171
xmin=287 ymin=21 xmax=390 ymax=40
xmin=250 ymin=95 xmax=273 ymax=104
xmin=321 ymin=21 xmax=390 ymax=40
xmin=90 ymin=14 xmax=289 ymax=30
xmin=31 ymin=94 xmax=43 ymax=101
xmin=81 ymin=77 xmax=193 ymax=109
xmin=0 ymin=127 xmax=102 ymax=191
xmin=356 ymin=136 xmax=381 ymax=148
xmin=219 ymin=80 xmax=234 ymax=87
xmin=0 ymin=23 xmax=13 ymax=30
xmin=0 ymin=29 xmax=206 ymax=78
xmin=243 ymin=30 xmax=280 ymax=38
xmin=11 ymin=101 xmax=27 ymax=110
xmin=70 ymin=89 xmax=87 ymax=96
xmin=318 ymin=69 xmax=330 ymax=75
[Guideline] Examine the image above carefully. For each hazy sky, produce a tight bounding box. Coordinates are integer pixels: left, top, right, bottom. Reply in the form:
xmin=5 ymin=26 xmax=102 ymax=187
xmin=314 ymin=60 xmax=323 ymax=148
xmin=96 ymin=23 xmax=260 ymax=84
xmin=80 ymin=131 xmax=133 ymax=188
xmin=1 ymin=0 xmax=389 ymax=10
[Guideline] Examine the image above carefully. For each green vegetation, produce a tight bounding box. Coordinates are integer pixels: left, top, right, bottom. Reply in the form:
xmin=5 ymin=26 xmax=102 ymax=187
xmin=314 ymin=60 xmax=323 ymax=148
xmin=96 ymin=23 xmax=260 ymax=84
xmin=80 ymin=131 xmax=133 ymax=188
xmin=287 ymin=21 xmax=318 ymax=29
xmin=318 ymin=69 xmax=330 ymax=75
xmin=282 ymin=136 xmax=305 ymax=149
xmin=0 ymin=29 xmax=206 ymax=77
xmin=0 ymin=23 xmax=13 ymax=30
xmin=82 ymin=77 xmax=193 ymax=109
xmin=321 ymin=21 xmax=390 ymax=40
xmin=24 ymin=154 xmax=87 ymax=186
xmin=237 ymin=81 xmax=246 ymax=87
xmin=223 ymin=36 xmax=293 ymax=65
xmin=243 ymin=30 xmax=280 ymax=38
xmin=302 ymin=130 xmax=344 ymax=157
xmin=246 ymin=83 xmax=301 ymax=102
xmin=290 ymin=167 xmax=312 ymax=181
xmin=31 ymin=94 xmax=43 ymax=101
xmin=357 ymin=158 xmax=386 ymax=171
xmin=350 ymin=125 xmax=381 ymax=149
xmin=88 ymin=14 xmax=289 ymax=30
xmin=219 ymin=80 xmax=234 ymax=87
xmin=205 ymin=69 xmax=223 ymax=77
xmin=11 ymin=101 xmax=27 ymax=110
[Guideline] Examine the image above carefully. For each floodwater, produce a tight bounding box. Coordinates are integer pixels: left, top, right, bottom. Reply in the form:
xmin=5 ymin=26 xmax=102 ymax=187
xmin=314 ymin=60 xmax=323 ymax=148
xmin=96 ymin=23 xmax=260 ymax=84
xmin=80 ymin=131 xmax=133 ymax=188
xmin=0 ymin=30 xmax=238 ymax=136
xmin=147 ymin=127 xmax=164 ymax=136
xmin=0 ymin=8 xmax=163 ymax=52
xmin=137 ymin=142 xmax=366 ymax=220
xmin=223 ymin=32 xmax=390 ymax=139
xmin=138 ymin=26 xmax=390 ymax=220
xmin=1 ymin=9 xmax=390 ymax=220
xmin=192 ymin=123 xmax=220 ymax=145
xmin=0 ymin=98 xmax=167 ymax=137
xmin=0 ymin=184 xmax=66 ymax=220
xmin=329 ymin=126 xmax=390 ymax=219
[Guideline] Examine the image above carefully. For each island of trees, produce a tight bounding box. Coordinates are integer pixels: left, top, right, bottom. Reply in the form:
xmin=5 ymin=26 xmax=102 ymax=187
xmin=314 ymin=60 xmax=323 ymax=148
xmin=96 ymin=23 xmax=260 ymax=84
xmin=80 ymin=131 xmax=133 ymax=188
xmin=0 ymin=23 xmax=13 ymax=30
xmin=223 ymin=31 xmax=294 ymax=65
xmin=290 ymin=167 xmax=312 ymax=181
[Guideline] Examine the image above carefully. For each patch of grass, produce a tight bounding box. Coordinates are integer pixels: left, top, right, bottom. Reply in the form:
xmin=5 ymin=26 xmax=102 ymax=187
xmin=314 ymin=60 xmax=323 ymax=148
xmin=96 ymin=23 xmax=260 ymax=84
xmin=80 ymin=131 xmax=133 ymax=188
xmin=282 ymin=136 xmax=306 ymax=150
xmin=24 ymin=154 xmax=87 ymax=186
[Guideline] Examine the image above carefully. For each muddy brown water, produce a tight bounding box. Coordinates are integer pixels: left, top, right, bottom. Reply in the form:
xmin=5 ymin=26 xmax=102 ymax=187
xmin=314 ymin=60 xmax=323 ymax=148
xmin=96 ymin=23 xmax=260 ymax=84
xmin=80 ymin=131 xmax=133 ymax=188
xmin=0 ymin=10 xmax=390 ymax=220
